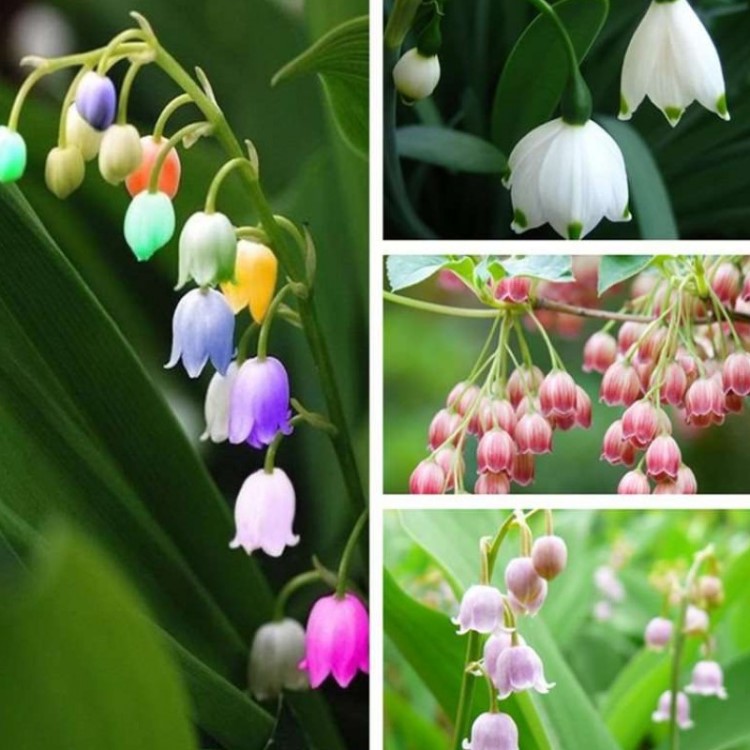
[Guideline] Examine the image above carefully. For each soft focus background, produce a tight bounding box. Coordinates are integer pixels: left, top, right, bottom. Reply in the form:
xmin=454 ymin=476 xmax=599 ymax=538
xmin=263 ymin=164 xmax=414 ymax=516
xmin=0 ymin=0 xmax=367 ymax=747
xmin=384 ymin=259 xmax=750 ymax=494
xmin=384 ymin=0 xmax=750 ymax=240
xmin=385 ymin=509 xmax=750 ymax=750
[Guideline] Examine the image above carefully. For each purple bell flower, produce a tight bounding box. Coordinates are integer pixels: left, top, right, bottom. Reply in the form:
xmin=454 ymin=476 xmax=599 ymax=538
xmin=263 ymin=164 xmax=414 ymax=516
xmin=228 ymin=356 xmax=293 ymax=448
xmin=495 ymin=643 xmax=555 ymax=699
xmin=75 ymin=71 xmax=117 ymax=131
xmin=685 ymin=660 xmax=728 ymax=699
xmin=462 ymin=712 xmax=519 ymax=750
xmin=652 ymin=690 xmax=693 ymax=729
xmin=166 ymin=288 xmax=234 ymax=378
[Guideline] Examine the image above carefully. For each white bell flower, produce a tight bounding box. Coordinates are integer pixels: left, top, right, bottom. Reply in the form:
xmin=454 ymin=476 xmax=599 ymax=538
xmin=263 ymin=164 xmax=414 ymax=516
xmin=392 ymin=48 xmax=441 ymax=101
xmin=619 ymin=0 xmax=729 ymax=126
xmin=248 ymin=618 xmax=308 ymax=700
xmin=504 ymin=118 xmax=631 ymax=240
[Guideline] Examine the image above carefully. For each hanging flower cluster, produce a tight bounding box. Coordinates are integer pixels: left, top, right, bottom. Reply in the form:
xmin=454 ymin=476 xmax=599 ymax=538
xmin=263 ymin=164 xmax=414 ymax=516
xmin=645 ymin=546 xmax=727 ymax=737
xmin=453 ymin=511 xmax=566 ymax=750
xmin=386 ymin=0 xmax=729 ymax=239
xmin=1 ymin=13 xmax=368 ymax=699
xmin=590 ymin=258 xmax=750 ymax=495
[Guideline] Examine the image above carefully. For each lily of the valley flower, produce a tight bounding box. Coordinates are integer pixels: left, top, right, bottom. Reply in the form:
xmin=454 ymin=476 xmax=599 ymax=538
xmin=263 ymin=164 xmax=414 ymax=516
xmin=98 ymin=124 xmax=143 ymax=184
xmin=494 ymin=643 xmax=555 ymax=699
xmin=45 ymin=144 xmax=85 ymax=199
xmin=230 ymin=467 xmax=300 ymax=557
xmin=74 ymin=71 xmax=116 ymax=131
xmin=462 ymin=712 xmax=519 ymax=750
xmin=202 ymin=362 xmax=238 ymax=443
xmin=392 ymin=48 xmax=441 ymax=101
xmin=452 ymin=585 xmax=505 ymax=634
xmin=620 ymin=0 xmax=729 ymax=126
xmin=126 ymin=135 xmax=182 ymax=198
xmin=248 ymin=618 xmax=308 ymax=700
xmin=124 ymin=190 xmax=176 ymax=261
xmin=0 ymin=126 xmax=27 ymax=182
xmin=504 ymin=118 xmax=630 ymax=239
xmin=652 ymin=690 xmax=694 ymax=729
xmin=221 ymin=240 xmax=278 ymax=323
xmin=65 ymin=105 xmax=102 ymax=161
xmin=177 ymin=210 xmax=237 ymax=289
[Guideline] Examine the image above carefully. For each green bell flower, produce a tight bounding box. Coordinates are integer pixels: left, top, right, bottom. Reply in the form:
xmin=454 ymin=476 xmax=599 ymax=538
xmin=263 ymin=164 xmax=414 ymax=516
xmin=177 ymin=210 xmax=237 ymax=289
xmin=0 ymin=126 xmax=27 ymax=183
xmin=124 ymin=190 xmax=176 ymax=261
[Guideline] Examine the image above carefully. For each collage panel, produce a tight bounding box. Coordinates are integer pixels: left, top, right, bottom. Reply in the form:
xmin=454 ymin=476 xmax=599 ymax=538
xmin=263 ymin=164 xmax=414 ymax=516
xmin=384 ymin=254 xmax=750 ymax=495
xmin=384 ymin=507 xmax=748 ymax=750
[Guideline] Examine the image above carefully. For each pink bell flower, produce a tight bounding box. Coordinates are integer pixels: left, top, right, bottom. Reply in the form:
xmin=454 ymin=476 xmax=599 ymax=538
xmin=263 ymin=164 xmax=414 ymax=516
xmin=644 ymin=616 xmax=673 ymax=650
xmin=452 ymin=585 xmax=505 ymax=634
xmin=652 ymin=690 xmax=693 ymax=730
xmin=462 ymin=712 xmax=519 ymax=750
xmin=685 ymin=660 xmax=728 ymax=699
xmin=494 ymin=643 xmax=555 ymax=699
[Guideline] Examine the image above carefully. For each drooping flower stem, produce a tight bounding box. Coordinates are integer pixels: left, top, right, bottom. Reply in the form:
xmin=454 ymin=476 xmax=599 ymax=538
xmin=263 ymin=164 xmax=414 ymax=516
xmin=205 ymin=157 xmax=253 ymax=213
xmin=257 ymin=284 xmax=292 ymax=360
xmin=273 ymin=569 xmax=325 ymax=620
xmin=117 ymin=60 xmax=143 ymax=124
xmin=148 ymin=121 xmax=211 ymax=193
xmin=56 ymin=66 xmax=89 ymax=147
xmin=335 ymin=508 xmax=369 ymax=598
xmin=153 ymin=93 xmax=192 ymax=140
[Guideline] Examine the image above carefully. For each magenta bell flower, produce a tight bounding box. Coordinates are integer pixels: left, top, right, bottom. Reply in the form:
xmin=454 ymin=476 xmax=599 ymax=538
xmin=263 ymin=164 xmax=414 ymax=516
xmin=228 ymin=356 xmax=293 ymax=448
xmin=300 ymin=593 xmax=369 ymax=688
xmin=452 ymin=585 xmax=505 ymax=634
xmin=75 ymin=71 xmax=117 ymax=131
xmin=495 ymin=643 xmax=555 ymax=700
xmin=653 ymin=690 xmax=694 ymax=729
xmin=685 ymin=660 xmax=728 ymax=699
xmin=229 ymin=468 xmax=299 ymax=557
xmin=462 ymin=712 xmax=519 ymax=750
xmin=166 ymin=288 xmax=234 ymax=378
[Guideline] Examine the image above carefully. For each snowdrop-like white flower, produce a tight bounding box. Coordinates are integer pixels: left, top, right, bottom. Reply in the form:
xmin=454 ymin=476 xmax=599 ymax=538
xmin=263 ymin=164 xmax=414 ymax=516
xmin=201 ymin=362 xmax=238 ymax=443
xmin=392 ymin=48 xmax=441 ymax=101
xmin=248 ymin=618 xmax=308 ymax=700
xmin=504 ymin=118 xmax=630 ymax=240
xmin=462 ymin=712 xmax=519 ymax=750
xmin=652 ymin=690 xmax=694 ymax=729
xmin=620 ymin=0 xmax=729 ymax=126
xmin=452 ymin=585 xmax=504 ymax=634
xmin=494 ymin=643 xmax=555 ymax=699
xmin=685 ymin=660 xmax=728 ymax=699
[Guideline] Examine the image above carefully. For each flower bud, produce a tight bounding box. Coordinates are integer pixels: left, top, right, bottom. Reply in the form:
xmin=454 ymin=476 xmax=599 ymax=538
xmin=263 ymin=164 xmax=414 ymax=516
xmin=201 ymin=362 xmax=238 ymax=443
xmin=645 ymin=435 xmax=681 ymax=482
xmin=477 ymin=428 xmax=516 ymax=473
xmin=697 ymin=575 xmax=724 ymax=607
xmin=495 ymin=644 xmax=554 ymax=699
xmin=221 ymin=240 xmax=278 ymax=323
xmin=124 ymin=191 xmax=176 ymax=261
xmin=531 ymin=535 xmax=568 ymax=580
xmin=75 ymin=71 xmax=116 ymax=131
xmin=659 ymin=362 xmax=688 ymax=406
xmin=711 ymin=262 xmax=740 ymax=305
xmin=618 ymin=469 xmax=650 ymax=494
xmin=177 ymin=210 xmax=237 ymax=289
xmin=601 ymin=361 xmax=642 ymax=406
xmin=539 ymin=371 xmax=577 ymax=418
xmin=230 ymin=467 xmax=300 ymax=556
xmin=510 ymin=453 xmax=535 ymax=486
xmin=452 ymin=585 xmax=504 ymax=634
xmin=621 ymin=400 xmax=659 ymax=448
xmin=594 ymin=565 xmax=625 ymax=602
xmin=427 ymin=408 xmax=461 ymax=449
xmin=652 ymin=691 xmax=693 ymax=729
xmin=44 ymin=144 xmax=85 ymax=199
xmin=409 ymin=459 xmax=446 ymax=494
xmin=0 ymin=126 xmax=27 ymax=182
xmin=514 ymin=413 xmax=552 ymax=454
xmin=722 ymin=351 xmax=750 ymax=396
xmin=392 ymin=48 xmax=441 ymax=100
xmin=495 ymin=276 xmax=531 ymax=303
xmin=685 ymin=660 xmax=727 ymax=699
xmin=684 ymin=605 xmax=709 ymax=635
xmin=478 ymin=398 xmax=517 ymax=436
xmin=65 ymin=105 xmax=102 ymax=161
xmin=644 ymin=616 xmax=673 ymax=650
xmin=462 ymin=712 xmax=519 ymax=750
xmin=583 ymin=331 xmax=617 ymax=374
xmin=505 ymin=557 xmax=547 ymax=615
xmin=601 ymin=420 xmax=636 ymax=466
xmin=98 ymin=124 xmax=143 ymax=184
xmin=507 ymin=365 xmax=544 ymax=407
xmin=474 ymin=471 xmax=511 ymax=494
xmin=125 ymin=135 xmax=182 ymax=198
xmin=248 ymin=618 xmax=308 ymax=700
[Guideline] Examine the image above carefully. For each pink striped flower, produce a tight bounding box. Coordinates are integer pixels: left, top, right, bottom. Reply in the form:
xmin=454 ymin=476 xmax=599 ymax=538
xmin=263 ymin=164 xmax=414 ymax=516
xmin=621 ymin=400 xmax=659 ymax=448
xmin=539 ymin=371 xmax=577 ymax=418
xmin=646 ymin=435 xmax=682 ymax=481
xmin=515 ymin=413 xmax=553 ymax=454
xmin=409 ymin=459 xmax=446 ymax=494
xmin=601 ymin=361 xmax=642 ymax=406
xmin=474 ymin=471 xmax=511 ymax=495
xmin=583 ymin=331 xmax=617 ymax=373
xmin=477 ymin=429 xmax=516 ymax=473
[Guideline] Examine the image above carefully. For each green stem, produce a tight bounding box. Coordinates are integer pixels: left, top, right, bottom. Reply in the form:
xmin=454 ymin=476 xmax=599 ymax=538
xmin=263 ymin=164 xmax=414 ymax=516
xmin=385 ymin=290 xmax=499 ymax=318
xmin=273 ymin=570 xmax=324 ymax=620
xmin=236 ymin=322 xmax=259 ymax=365
xmin=205 ymin=157 xmax=253 ymax=213
xmin=153 ymin=43 xmax=366 ymax=516
xmin=153 ymin=93 xmax=192 ymax=140
xmin=117 ymin=60 xmax=144 ymax=124
xmin=148 ymin=121 xmax=210 ymax=193
xmin=97 ymin=29 xmax=147 ymax=73
xmin=257 ymin=284 xmax=292 ymax=360
xmin=264 ymin=432 xmax=283 ymax=474
xmin=384 ymin=0 xmax=424 ymax=48
xmin=335 ymin=508 xmax=369 ymax=598
xmin=451 ymin=631 xmax=481 ymax=750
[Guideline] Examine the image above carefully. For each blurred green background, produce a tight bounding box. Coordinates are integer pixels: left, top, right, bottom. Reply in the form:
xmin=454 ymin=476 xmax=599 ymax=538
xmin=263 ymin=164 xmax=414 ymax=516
xmin=0 ymin=0 xmax=367 ymax=746
xmin=385 ymin=509 xmax=750 ymax=750
xmin=384 ymin=267 xmax=750 ymax=494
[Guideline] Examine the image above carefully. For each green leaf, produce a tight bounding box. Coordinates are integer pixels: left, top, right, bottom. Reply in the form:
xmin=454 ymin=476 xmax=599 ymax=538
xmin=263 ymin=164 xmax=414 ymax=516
xmin=490 ymin=0 xmax=609 ymax=153
xmin=273 ymin=15 xmax=368 ymax=158
xmin=396 ymin=126 xmax=508 ymax=174
xmin=0 ymin=523 xmax=197 ymax=749
xmin=386 ymin=255 xmax=476 ymax=292
xmin=599 ymin=117 xmax=679 ymax=240
xmin=385 ymin=689 xmax=450 ymax=750
xmin=598 ymin=255 xmax=655 ymax=295
xmin=502 ymin=255 xmax=575 ymax=283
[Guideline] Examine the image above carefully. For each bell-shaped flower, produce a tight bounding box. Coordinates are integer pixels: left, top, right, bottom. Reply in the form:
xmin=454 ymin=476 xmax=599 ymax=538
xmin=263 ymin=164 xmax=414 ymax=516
xmin=221 ymin=240 xmax=278 ymax=323
xmin=125 ymin=135 xmax=182 ymax=198
xmin=495 ymin=643 xmax=555 ymax=700
xmin=684 ymin=605 xmax=709 ymax=635
xmin=505 ymin=557 xmax=548 ymax=616
xmin=392 ymin=48 xmax=441 ymax=101
xmin=98 ymin=124 xmax=143 ymax=184
xmin=409 ymin=459 xmax=446 ymax=494
xmin=299 ymin=593 xmax=369 ymax=688
xmin=166 ymin=288 xmax=234 ymax=378
xmin=483 ymin=631 xmax=514 ymax=685
xmin=620 ymin=0 xmax=728 ymax=126
xmin=462 ymin=712 xmax=519 ymax=750
xmin=230 ymin=467 xmax=300 ymax=556
xmin=531 ymin=535 xmax=568 ymax=581
xmin=177 ymin=210 xmax=237 ymax=289
xmin=645 ymin=616 xmax=673 ymax=651
xmin=65 ymin=105 xmax=102 ymax=161
xmin=228 ymin=356 xmax=293 ymax=448
xmin=201 ymin=362 xmax=238 ymax=443
xmin=74 ymin=71 xmax=117 ymax=131
xmin=452 ymin=585 xmax=505 ymax=634
xmin=124 ymin=190 xmax=176 ymax=261
xmin=652 ymin=690 xmax=694 ymax=729
xmin=504 ymin=118 xmax=630 ymax=240
xmin=44 ymin=144 xmax=85 ymax=199
xmin=248 ymin=618 xmax=308 ymax=700
xmin=685 ymin=660 xmax=728 ymax=699
xmin=0 ymin=126 xmax=27 ymax=182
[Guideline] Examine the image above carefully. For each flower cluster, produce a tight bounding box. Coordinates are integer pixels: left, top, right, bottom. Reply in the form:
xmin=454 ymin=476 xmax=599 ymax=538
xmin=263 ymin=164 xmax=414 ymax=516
xmin=645 ymin=547 xmax=727 ymax=735
xmin=456 ymin=512 xmax=566 ymax=750
xmin=410 ymin=276 xmax=591 ymax=494
xmin=590 ymin=258 xmax=750 ymax=494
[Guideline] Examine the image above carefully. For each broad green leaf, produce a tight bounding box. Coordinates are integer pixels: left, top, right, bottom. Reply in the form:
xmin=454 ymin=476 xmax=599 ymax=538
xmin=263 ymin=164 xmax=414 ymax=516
xmin=273 ymin=16 xmax=368 ymax=157
xmin=386 ymin=255 xmax=476 ymax=292
xmin=599 ymin=117 xmax=679 ymax=240
xmin=598 ymin=255 xmax=655 ymax=295
xmin=491 ymin=0 xmax=609 ymax=152
xmin=396 ymin=126 xmax=508 ymax=174
xmin=0 ymin=523 xmax=197 ymax=749
xmin=385 ymin=689 xmax=450 ymax=750
xmin=502 ymin=256 xmax=575 ymax=283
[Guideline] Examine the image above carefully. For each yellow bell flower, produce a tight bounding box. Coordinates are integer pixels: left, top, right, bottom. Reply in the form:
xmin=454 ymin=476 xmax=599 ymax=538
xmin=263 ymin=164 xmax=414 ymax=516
xmin=222 ymin=240 xmax=278 ymax=323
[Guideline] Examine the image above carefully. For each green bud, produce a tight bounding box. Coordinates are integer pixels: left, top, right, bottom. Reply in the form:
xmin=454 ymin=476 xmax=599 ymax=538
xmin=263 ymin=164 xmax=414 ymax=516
xmin=124 ymin=191 xmax=176 ymax=261
xmin=98 ymin=124 xmax=143 ymax=185
xmin=45 ymin=145 xmax=85 ymax=199
xmin=0 ymin=126 xmax=27 ymax=183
